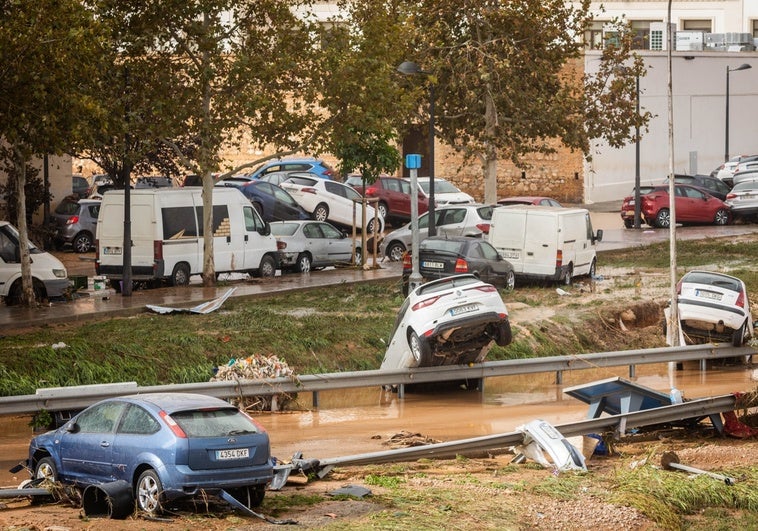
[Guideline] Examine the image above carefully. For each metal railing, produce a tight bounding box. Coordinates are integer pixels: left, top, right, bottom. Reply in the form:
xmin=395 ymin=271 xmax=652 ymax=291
xmin=0 ymin=343 xmax=753 ymax=417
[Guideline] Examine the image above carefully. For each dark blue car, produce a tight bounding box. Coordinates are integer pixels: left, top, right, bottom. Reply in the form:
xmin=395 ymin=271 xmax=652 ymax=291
xmin=238 ymin=180 xmax=310 ymax=222
xmin=28 ymin=393 xmax=273 ymax=515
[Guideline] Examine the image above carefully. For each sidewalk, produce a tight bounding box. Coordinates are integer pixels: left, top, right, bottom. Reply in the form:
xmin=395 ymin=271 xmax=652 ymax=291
xmin=0 ymin=260 xmax=404 ymax=332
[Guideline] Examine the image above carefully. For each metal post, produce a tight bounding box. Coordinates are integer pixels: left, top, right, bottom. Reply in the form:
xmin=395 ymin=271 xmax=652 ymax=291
xmin=406 ymin=154 xmax=423 ymax=293
xmin=725 ymin=65 xmax=730 ymax=163
xmin=634 ymin=74 xmax=641 ymax=229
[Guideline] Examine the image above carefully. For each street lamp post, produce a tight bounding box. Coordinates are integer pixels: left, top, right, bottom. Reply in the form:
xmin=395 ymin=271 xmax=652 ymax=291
xmin=633 ymin=73 xmax=641 ymax=230
xmin=397 ymin=60 xmax=436 ymax=236
xmin=725 ymin=63 xmax=752 ymax=162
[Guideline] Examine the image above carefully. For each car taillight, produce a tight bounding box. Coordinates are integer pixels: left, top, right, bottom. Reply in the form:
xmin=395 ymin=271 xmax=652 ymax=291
xmin=66 ymin=215 xmax=79 ymax=225
xmin=555 ymin=250 xmax=563 ymax=268
xmin=154 ymin=240 xmax=163 ymax=260
xmin=476 ymin=223 xmax=490 ymax=234
xmin=365 ymin=186 xmax=378 ymax=196
xmin=302 ymin=187 xmax=317 ymax=194
xmin=454 ymin=258 xmax=469 ymax=273
xmin=726 ymin=193 xmax=737 ymax=200
xmin=736 ymin=290 xmax=746 ymax=308
xmin=159 ymin=411 xmax=187 ymax=438
xmin=412 ymin=295 xmax=441 ymax=311
xmin=468 ymin=284 xmax=497 ymax=293
xmin=277 ymin=240 xmax=287 ymax=250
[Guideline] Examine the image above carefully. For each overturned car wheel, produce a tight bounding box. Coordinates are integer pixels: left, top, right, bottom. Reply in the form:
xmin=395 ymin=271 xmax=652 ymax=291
xmin=408 ymin=330 xmax=432 ymax=367
xmin=494 ymin=321 xmax=512 ymax=347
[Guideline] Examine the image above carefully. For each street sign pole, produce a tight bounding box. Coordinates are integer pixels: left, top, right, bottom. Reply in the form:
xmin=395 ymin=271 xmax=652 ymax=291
xmin=406 ymin=154 xmax=423 ymax=294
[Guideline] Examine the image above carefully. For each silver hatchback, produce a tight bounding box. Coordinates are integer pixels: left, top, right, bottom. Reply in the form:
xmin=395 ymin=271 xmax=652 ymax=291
xmin=50 ymin=197 xmax=100 ymax=253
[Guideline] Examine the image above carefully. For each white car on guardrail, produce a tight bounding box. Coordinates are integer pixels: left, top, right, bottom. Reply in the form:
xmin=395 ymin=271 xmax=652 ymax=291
xmin=381 ymin=274 xmax=511 ymax=370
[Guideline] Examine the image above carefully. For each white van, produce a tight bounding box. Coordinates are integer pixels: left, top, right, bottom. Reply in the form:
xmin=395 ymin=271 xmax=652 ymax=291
xmin=0 ymin=221 xmax=69 ymax=305
xmin=96 ymin=187 xmax=279 ymax=288
xmin=488 ymin=206 xmax=603 ymax=284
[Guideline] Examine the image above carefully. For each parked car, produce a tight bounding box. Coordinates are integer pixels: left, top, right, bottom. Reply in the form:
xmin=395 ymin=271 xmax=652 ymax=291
xmin=380 ymin=204 xmax=494 ymax=262
xmin=381 ymin=274 xmax=511 ymax=370
xmin=619 ymin=186 xmax=658 ymax=228
xmin=271 ymin=220 xmax=359 ymax=273
xmin=417 ymin=177 xmax=475 ymax=206
xmin=236 ymin=180 xmax=309 ymax=222
xmin=351 ymin=176 xmax=429 ymax=224
xmin=182 ymin=174 xmax=202 ymax=187
xmin=28 ymin=392 xmax=273 ymax=516
xmin=666 ymin=174 xmax=732 ymax=201
xmin=497 ymin=196 xmax=563 ymax=207
xmin=712 ymin=154 xmax=758 ymax=185
xmin=725 ymin=177 xmax=758 ymax=222
xmin=280 ymin=173 xmax=384 ymax=233
xmin=664 ymin=270 xmax=754 ymax=346
xmin=258 ymin=171 xmax=297 ymax=186
xmin=620 ymin=184 xmax=731 ymax=228
xmin=241 ymin=157 xmax=336 ymax=181
xmin=401 ymin=236 xmax=515 ymax=296
xmin=732 ymin=169 xmax=758 ymax=187
xmin=72 ymin=175 xmax=91 ymax=199
xmin=135 ymin=175 xmax=174 ymax=188
xmin=49 ymin=197 xmax=100 ymax=253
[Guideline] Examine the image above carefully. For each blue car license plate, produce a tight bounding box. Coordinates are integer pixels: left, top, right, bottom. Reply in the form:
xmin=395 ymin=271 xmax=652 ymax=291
xmin=217 ymin=448 xmax=249 ymax=460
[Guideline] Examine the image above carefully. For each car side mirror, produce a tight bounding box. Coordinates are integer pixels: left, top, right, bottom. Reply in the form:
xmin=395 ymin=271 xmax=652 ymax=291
xmin=65 ymin=422 xmax=80 ymax=434
xmin=594 ymin=229 xmax=603 ymax=243
xmin=259 ymin=222 xmax=271 ymax=236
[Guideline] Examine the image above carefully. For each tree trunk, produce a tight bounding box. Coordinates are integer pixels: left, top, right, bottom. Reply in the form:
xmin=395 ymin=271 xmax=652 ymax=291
xmin=483 ymin=91 xmax=499 ymax=205
xmin=14 ymin=151 xmax=36 ymax=307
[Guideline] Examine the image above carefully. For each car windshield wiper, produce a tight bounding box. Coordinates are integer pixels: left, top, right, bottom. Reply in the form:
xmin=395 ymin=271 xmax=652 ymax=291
xmin=228 ymin=429 xmax=253 ymax=435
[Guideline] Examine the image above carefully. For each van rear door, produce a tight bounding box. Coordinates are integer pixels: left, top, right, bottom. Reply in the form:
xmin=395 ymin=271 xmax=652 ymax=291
xmin=523 ymin=211 xmax=558 ymax=277
xmin=488 ymin=208 xmax=527 ymax=273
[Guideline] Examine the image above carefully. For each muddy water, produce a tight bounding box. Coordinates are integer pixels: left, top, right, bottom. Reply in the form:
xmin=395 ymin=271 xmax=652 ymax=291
xmin=1 ymin=363 xmax=755 ymax=487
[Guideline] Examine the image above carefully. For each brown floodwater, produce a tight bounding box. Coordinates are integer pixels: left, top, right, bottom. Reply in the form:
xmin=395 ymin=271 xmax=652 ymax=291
xmin=1 ymin=362 xmax=755 ymax=487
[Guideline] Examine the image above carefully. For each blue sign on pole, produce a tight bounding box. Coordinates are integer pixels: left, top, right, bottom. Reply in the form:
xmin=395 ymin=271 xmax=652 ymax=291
xmin=405 ymin=154 xmax=422 ymax=169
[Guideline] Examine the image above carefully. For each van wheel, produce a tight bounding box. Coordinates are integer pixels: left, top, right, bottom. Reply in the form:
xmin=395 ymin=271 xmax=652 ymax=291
xmin=72 ymin=232 xmax=93 ymax=253
xmin=5 ymin=279 xmax=46 ymax=306
xmin=563 ymin=265 xmax=573 ymax=286
xmin=170 ymin=263 xmax=190 ymax=286
xmin=313 ymin=203 xmax=329 ymax=221
xmin=255 ymin=255 xmax=276 ymax=278
xmin=296 ymin=253 xmax=311 ymax=273
xmin=588 ymin=258 xmax=597 ymax=279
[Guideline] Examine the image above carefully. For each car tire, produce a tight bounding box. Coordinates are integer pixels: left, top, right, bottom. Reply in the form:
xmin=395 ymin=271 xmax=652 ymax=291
xmin=408 ymin=330 xmax=432 ymax=367
xmin=296 ymin=253 xmax=312 ymax=273
xmin=72 ymin=232 xmax=93 ymax=253
xmin=136 ymin=469 xmax=163 ymax=515
xmin=494 ymin=321 xmax=513 ymax=347
xmin=313 ymin=203 xmax=329 ymax=221
xmin=503 ymin=270 xmax=515 ymax=291
xmin=386 ymin=242 xmax=406 ymax=262
xmin=254 ymin=255 xmax=277 ymax=278
xmin=35 ymin=457 xmax=58 ymax=482
xmin=170 ymin=263 xmax=191 ymax=286
xmin=714 ymin=208 xmax=730 ymax=226
xmin=5 ymin=279 xmax=46 ymax=306
xmin=732 ymin=321 xmax=747 ymax=347
xmin=588 ymin=258 xmax=597 ymax=279
xmin=655 ymin=208 xmax=670 ymax=228
xmin=563 ymin=264 xmax=573 ymax=286
xmin=377 ymin=202 xmax=389 ymax=220
xmin=227 ymin=485 xmax=266 ymax=509
xmin=354 ymin=247 xmax=362 ymax=265
xmin=366 ymin=217 xmax=379 ymax=234
xmin=623 ymin=219 xmax=633 ymax=229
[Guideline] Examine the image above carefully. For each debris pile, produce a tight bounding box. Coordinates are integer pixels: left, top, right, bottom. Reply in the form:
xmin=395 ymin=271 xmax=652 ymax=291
xmin=382 ymin=430 xmax=441 ymax=448
xmin=211 ymin=354 xmax=297 ymax=411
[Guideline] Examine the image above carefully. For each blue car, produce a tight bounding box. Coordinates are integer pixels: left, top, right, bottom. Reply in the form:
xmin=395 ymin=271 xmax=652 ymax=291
xmin=28 ymin=393 xmax=273 ymax=515
xmin=243 ymin=157 xmax=336 ymax=180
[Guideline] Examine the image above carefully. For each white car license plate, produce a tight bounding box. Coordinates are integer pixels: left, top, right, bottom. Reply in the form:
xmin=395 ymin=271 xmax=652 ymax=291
xmin=103 ymin=246 xmax=122 ymax=255
xmin=450 ymin=304 xmax=478 ymax=316
xmin=217 ymin=448 xmax=249 ymax=460
xmin=695 ymin=289 xmax=721 ymax=301
xmin=422 ymin=261 xmax=444 ymax=269
xmin=502 ymin=251 xmax=520 ymax=260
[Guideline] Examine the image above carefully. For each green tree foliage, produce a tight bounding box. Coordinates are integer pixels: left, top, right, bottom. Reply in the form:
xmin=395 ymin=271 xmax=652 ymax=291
xmin=0 ymin=0 xmax=107 ymax=305
xmin=402 ymin=0 xmax=648 ymax=203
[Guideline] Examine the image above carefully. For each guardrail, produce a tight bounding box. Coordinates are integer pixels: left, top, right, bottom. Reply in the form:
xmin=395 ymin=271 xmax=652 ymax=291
xmin=0 ymin=343 xmax=753 ymax=416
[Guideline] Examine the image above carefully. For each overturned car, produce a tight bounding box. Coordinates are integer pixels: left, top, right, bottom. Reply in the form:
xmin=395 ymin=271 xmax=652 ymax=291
xmin=381 ymin=274 xmax=511 ymax=370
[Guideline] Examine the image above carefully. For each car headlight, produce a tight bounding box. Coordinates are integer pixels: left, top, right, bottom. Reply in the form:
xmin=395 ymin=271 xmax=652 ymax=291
xmin=53 ymin=269 xmax=67 ymax=278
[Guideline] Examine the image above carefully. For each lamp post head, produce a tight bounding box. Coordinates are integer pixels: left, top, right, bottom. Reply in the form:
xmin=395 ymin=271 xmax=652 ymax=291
xmin=729 ymin=63 xmax=752 ymax=73
xmin=397 ymin=61 xmax=424 ymax=76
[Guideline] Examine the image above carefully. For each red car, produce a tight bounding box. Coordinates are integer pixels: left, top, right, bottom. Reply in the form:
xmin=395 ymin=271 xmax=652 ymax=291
xmin=620 ymin=184 xmax=731 ymax=228
xmin=497 ymin=196 xmax=563 ymax=207
xmin=351 ymin=176 xmax=429 ymax=224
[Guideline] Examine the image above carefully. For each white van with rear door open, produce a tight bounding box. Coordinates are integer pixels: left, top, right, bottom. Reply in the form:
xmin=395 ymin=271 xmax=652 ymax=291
xmin=95 ymin=187 xmax=279 ymax=289
xmin=487 ymin=206 xmax=602 ymax=285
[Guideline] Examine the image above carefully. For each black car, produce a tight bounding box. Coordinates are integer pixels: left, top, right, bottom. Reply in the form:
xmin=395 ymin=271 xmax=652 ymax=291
xmin=238 ymin=180 xmax=310 ymax=222
xmin=402 ymin=236 xmax=515 ymax=295
xmin=666 ymin=174 xmax=732 ymax=201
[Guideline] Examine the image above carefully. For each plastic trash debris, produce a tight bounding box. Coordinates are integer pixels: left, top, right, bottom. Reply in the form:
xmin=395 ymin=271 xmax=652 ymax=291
xmin=555 ymin=288 xmax=568 ymax=296
xmin=51 ymin=342 xmax=67 ymax=350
